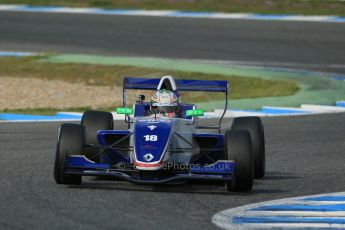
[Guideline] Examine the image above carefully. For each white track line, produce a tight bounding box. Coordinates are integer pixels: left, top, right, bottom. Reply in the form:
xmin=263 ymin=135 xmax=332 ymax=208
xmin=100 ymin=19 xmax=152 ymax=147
xmin=301 ymin=104 xmax=345 ymax=113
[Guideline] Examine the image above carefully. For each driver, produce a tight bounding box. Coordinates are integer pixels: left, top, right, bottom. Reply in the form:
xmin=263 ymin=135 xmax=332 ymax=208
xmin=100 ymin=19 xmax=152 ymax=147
xmin=146 ymin=90 xmax=180 ymax=118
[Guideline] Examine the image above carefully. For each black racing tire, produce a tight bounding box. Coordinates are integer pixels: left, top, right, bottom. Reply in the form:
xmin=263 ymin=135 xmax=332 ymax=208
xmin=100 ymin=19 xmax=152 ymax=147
xmin=81 ymin=110 xmax=113 ymax=162
xmin=224 ymin=130 xmax=253 ymax=192
xmin=232 ymin=116 xmax=265 ymax=179
xmin=54 ymin=124 xmax=84 ymax=185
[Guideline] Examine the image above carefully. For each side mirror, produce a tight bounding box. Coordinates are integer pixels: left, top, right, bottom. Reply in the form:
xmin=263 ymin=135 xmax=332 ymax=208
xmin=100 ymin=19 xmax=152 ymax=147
xmin=186 ymin=109 xmax=204 ymax=117
xmin=116 ymin=107 xmax=133 ymax=115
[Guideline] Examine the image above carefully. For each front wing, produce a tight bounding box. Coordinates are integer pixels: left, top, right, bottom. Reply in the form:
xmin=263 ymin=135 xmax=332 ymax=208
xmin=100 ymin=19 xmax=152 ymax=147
xmin=64 ymin=155 xmax=235 ymax=184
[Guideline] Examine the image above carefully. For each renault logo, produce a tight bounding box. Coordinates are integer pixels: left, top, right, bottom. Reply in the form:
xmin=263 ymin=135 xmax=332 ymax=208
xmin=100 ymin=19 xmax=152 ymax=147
xmin=147 ymin=125 xmax=157 ymax=131
xmin=143 ymin=153 xmax=154 ymax=162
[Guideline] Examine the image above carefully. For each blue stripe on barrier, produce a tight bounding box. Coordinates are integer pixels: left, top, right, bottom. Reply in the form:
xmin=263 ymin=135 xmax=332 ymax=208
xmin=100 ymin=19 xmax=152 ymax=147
xmin=94 ymin=9 xmax=134 ymax=15
xmin=1 ymin=5 xmax=344 ymax=23
xmin=333 ymin=76 xmax=345 ymax=81
xmin=0 ymin=51 xmax=37 ymax=57
xmin=333 ymin=16 xmax=345 ymax=22
xmin=170 ymin=11 xmax=212 ymax=17
xmin=233 ymin=216 xmax=345 ymax=224
xmin=0 ymin=113 xmax=81 ymax=121
xmin=252 ymin=204 xmax=345 ymax=212
xmin=260 ymin=108 xmax=309 ymax=115
xmin=55 ymin=112 xmax=82 ymax=118
xmin=303 ymin=196 xmax=345 ymax=201
xmin=22 ymin=6 xmax=60 ymax=11
xmin=336 ymin=101 xmax=345 ymax=107
xmin=229 ymin=108 xmax=309 ymax=115
xmin=213 ymin=192 xmax=345 ymax=229
xmin=249 ymin=14 xmax=289 ymax=20
xmin=11 ymin=6 xmax=63 ymax=12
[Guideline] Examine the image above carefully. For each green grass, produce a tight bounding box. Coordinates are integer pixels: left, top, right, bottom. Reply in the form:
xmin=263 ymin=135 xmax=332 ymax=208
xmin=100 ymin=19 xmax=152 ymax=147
xmin=0 ymin=0 xmax=344 ymax=15
xmin=0 ymin=56 xmax=299 ymax=114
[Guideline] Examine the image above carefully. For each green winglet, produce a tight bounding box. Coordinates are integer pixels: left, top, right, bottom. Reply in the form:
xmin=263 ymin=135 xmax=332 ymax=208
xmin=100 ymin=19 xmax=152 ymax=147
xmin=186 ymin=109 xmax=204 ymax=117
xmin=116 ymin=107 xmax=133 ymax=115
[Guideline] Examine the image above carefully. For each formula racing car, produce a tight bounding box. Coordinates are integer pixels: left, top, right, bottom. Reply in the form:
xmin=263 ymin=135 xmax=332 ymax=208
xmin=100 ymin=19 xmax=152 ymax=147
xmin=54 ymin=76 xmax=265 ymax=192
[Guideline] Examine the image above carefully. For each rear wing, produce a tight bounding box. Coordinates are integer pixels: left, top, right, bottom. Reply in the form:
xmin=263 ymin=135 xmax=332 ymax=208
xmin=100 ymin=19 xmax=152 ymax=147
xmin=123 ymin=77 xmax=228 ymax=92
xmin=122 ymin=77 xmax=229 ymax=133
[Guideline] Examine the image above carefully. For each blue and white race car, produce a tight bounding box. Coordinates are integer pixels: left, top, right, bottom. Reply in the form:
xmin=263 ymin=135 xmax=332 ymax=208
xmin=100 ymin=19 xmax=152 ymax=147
xmin=54 ymin=76 xmax=265 ymax=192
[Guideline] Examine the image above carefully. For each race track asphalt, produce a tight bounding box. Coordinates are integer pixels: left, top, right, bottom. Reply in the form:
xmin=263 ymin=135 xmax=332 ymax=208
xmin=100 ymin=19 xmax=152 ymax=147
xmin=0 ymin=12 xmax=345 ymax=74
xmin=1 ymin=113 xmax=345 ymax=230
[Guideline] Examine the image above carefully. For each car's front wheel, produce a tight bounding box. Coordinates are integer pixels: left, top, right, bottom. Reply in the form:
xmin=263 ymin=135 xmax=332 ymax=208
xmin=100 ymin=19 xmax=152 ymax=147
xmin=224 ymin=130 xmax=254 ymax=192
xmin=232 ymin=116 xmax=265 ymax=179
xmin=54 ymin=124 xmax=84 ymax=185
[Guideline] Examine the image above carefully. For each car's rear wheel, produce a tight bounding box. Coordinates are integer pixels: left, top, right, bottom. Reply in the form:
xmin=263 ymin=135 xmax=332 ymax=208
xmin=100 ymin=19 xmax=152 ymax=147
xmin=232 ymin=116 xmax=265 ymax=179
xmin=224 ymin=130 xmax=253 ymax=192
xmin=81 ymin=110 xmax=114 ymax=162
xmin=54 ymin=124 xmax=84 ymax=185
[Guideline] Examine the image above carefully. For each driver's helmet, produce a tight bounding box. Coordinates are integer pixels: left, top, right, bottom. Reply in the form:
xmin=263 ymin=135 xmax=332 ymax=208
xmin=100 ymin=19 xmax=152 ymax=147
xmin=150 ymin=90 xmax=179 ymax=117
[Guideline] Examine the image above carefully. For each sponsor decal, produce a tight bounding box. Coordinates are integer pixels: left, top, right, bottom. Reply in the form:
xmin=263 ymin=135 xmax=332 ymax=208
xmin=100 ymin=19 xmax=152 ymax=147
xmin=144 ymin=119 xmax=160 ymax=124
xmin=143 ymin=135 xmax=158 ymax=142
